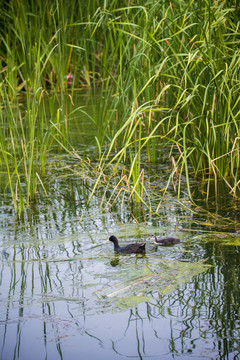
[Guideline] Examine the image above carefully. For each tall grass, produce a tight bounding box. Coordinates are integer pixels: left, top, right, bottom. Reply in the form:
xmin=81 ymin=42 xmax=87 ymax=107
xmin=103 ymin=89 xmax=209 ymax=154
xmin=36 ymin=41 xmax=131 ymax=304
xmin=0 ymin=0 xmax=240 ymax=213
xmin=89 ymin=0 xmax=240 ymax=203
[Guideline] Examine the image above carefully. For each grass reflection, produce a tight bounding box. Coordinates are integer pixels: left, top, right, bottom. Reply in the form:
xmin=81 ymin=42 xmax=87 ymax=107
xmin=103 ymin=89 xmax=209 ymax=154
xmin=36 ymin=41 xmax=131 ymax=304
xmin=1 ymin=226 xmax=240 ymax=358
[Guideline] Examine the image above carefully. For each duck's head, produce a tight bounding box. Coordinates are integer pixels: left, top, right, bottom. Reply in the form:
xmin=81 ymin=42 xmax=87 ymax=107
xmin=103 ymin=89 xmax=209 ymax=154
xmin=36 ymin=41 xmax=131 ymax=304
xmin=109 ymin=235 xmax=118 ymax=244
xmin=147 ymin=234 xmax=157 ymax=242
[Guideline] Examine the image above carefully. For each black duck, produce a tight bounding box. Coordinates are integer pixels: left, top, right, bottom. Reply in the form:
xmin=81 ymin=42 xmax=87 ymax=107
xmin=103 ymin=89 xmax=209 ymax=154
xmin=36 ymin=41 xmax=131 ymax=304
xmin=109 ymin=235 xmax=146 ymax=254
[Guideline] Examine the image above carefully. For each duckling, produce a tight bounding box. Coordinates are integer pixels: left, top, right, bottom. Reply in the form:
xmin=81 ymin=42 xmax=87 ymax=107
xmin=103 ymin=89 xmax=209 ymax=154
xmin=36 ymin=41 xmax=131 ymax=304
xmin=148 ymin=234 xmax=180 ymax=246
xmin=109 ymin=235 xmax=146 ymax=254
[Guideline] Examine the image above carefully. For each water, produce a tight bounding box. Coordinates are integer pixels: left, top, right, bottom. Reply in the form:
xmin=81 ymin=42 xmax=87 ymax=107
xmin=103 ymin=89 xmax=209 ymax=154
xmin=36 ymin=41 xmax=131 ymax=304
xmin=1 ymin=170 xmax=240 ymax=360
xmin=1 ymin=96 xmax=240 ymax=359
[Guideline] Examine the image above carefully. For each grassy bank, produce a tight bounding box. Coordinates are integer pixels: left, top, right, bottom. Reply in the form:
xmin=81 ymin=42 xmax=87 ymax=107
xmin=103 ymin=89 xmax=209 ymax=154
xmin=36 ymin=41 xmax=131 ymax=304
xmin=0 ymin=0 xmax=240 ymax=213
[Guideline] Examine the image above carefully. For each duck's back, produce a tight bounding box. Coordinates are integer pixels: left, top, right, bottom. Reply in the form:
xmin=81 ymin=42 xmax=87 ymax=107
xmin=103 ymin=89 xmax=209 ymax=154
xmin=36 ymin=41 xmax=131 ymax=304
xmin=117 ymin=243 xmax=146 ymax=254
xmin=157 ymin=237 xmax=180 ymax=245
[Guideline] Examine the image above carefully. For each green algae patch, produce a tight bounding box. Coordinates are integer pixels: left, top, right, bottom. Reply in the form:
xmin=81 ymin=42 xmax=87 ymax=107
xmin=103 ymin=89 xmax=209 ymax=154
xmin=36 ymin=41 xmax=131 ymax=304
xmin=95 ymin=259 xmax=211 ymax=311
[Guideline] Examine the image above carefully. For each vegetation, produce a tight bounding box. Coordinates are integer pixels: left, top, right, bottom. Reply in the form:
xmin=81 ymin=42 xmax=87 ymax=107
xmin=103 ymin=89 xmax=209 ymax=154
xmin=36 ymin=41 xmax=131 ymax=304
xmin=0 ymin=0 xmax=240 ymax=213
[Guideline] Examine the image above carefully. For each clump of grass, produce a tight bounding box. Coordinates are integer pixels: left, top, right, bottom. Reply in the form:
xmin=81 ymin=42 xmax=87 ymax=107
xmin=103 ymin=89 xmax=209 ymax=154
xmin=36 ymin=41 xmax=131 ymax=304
xmin=0 ymin=85 xmax=51 ymax=212
xmin=88 ymin=0 xmax=240 ymax=204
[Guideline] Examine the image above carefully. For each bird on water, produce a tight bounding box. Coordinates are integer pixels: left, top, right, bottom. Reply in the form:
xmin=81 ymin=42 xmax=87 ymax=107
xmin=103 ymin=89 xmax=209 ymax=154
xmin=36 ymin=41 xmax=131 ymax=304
xmin=148 ymin=234 xmax=180 ymax=246
xmin=109 ymin=235 xmax=146 ymax=254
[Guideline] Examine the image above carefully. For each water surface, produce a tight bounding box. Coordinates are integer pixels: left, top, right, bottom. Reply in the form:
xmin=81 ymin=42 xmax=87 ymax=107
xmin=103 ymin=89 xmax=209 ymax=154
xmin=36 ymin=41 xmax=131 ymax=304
xmin=0 ymin=95 xmax=240 ymax=360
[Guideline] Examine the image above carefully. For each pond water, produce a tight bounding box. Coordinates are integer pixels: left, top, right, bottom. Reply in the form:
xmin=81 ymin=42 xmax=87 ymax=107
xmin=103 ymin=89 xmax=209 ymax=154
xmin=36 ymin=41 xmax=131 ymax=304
xmin=1 ymin=94 xmax=240 ymax=360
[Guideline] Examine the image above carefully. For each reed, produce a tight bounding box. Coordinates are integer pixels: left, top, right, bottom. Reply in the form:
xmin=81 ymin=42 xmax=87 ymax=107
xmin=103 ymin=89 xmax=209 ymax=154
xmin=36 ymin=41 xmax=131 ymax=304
xmin=91 ymin=0 xmax=240 ymax=203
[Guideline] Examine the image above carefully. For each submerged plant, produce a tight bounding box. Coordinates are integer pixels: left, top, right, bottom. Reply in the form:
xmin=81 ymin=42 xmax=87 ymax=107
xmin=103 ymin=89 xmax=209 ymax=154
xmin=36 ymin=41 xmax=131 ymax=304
xmin=95 ymin=260 xmax=210 ymax=310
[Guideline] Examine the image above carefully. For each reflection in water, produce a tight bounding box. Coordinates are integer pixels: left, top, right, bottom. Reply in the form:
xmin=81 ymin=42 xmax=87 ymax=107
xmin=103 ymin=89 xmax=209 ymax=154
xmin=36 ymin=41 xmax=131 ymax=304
xmin=0 ymin=167 xmax=240 ymax=359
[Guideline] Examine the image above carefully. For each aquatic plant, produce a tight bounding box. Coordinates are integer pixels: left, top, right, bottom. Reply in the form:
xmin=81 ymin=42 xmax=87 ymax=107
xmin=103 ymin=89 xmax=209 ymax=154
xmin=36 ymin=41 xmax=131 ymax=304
xmin=99 ymin=1 xmax=240 ymax=203
xmin=89 ymin=0 xmax=240 ymax=205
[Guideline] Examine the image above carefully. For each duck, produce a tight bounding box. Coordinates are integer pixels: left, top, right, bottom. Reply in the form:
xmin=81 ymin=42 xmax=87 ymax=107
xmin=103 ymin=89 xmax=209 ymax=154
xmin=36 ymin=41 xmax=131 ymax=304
xmin=109 ymin=235 xmax=146 ymax=254
xmin=148 ymin=234 xmax=180 ymax=246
